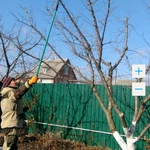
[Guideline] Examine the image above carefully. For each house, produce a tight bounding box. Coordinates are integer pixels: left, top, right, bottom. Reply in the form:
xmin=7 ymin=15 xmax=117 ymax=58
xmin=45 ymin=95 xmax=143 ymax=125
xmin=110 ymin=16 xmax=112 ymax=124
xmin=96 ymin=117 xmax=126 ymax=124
xmin=25 ymin=58 xmax=77 ymax=83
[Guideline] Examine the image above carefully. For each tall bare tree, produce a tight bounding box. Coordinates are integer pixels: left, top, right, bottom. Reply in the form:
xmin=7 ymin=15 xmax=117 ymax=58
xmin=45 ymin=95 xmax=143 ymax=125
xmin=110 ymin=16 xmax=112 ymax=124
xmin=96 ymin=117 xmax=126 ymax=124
xmin=48 ymin=0 xmax=149 ymax=149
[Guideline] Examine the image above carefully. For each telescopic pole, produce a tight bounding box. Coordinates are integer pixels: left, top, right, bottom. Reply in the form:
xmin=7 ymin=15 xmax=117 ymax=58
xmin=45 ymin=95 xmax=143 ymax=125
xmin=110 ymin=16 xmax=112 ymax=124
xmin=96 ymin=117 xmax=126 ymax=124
xmin=36 ymin=0 xmax=59 ymax=76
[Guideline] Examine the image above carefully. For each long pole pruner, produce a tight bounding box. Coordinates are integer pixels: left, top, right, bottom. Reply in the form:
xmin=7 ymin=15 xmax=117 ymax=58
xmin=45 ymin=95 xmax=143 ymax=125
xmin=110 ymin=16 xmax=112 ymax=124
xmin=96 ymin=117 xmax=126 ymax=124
xmin=36 ymin=0 xmax=60 ymax=76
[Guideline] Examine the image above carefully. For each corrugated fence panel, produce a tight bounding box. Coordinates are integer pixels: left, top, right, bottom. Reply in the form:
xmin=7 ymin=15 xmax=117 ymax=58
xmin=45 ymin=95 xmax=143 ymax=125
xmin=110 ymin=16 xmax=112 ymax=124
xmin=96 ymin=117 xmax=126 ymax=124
xmin=23 ymin=84 xmax=149 ymax=150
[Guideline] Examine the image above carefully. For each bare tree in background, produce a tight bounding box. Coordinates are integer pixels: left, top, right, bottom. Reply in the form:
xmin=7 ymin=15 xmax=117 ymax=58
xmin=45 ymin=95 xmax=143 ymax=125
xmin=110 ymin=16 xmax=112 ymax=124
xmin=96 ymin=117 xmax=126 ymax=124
xmin=1 ymin=0 xmax=150 ymax=149
xmin=0 ymin=7 xmax=65 ymax=81
xmin=0 ymin=20 xmax=42 ymax=79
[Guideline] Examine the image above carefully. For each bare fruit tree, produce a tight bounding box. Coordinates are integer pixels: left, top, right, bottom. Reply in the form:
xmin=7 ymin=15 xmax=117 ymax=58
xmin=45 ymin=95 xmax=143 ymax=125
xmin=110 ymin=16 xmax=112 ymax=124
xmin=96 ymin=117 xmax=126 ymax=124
xmin=49 ymin=0 xmax=149 ymax=149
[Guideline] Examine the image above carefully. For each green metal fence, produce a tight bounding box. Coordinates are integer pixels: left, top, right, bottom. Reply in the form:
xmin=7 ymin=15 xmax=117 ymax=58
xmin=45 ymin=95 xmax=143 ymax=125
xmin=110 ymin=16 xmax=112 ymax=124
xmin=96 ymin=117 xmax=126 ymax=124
xmin=23 ymin=84 xmax=150 ymax=150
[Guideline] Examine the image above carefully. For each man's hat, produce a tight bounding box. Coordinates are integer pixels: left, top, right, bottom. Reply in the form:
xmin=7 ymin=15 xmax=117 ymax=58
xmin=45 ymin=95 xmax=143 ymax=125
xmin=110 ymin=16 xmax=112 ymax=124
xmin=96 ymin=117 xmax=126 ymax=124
xmin=2 ymin=77 xmax=15 ymax=88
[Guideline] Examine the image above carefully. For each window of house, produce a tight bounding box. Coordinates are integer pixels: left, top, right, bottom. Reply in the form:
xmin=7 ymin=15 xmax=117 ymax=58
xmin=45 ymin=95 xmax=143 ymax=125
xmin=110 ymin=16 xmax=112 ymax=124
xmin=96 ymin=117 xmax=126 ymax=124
xmin=64 ymin=65 xmax=69 ymax=75
xmin=43 ymin=67 xmax=47 ymax=73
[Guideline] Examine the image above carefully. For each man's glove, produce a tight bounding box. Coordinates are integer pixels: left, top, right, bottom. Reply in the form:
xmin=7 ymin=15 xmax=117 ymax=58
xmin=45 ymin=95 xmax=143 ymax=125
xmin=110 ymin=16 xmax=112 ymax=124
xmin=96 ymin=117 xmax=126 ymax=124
xmin=28 ymin=76 xmax=38 ymax=85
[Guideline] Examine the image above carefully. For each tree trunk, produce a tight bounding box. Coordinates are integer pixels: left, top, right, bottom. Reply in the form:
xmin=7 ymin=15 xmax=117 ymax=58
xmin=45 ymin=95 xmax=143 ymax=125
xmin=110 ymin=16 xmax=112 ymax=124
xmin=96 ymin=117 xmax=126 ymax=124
xmin=113 ymin=132 xmax=136 ymax=150
xmin=127 ymin=136 xmax=135 ymax=150
xmin=113 ymin=131 xmax=127 ymax=150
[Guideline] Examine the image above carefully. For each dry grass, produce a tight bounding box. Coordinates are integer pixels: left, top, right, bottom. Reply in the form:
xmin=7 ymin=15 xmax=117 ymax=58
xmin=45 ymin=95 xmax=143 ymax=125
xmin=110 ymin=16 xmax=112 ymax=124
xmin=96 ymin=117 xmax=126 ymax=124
xmin=18 ymin=132 xmax=111 ymax=150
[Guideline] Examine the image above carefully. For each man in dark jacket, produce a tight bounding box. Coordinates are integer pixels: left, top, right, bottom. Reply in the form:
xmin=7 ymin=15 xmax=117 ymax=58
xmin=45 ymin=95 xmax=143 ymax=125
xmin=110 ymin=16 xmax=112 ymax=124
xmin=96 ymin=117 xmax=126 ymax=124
xmin=0 ymin=76 xmax=38 ymax=150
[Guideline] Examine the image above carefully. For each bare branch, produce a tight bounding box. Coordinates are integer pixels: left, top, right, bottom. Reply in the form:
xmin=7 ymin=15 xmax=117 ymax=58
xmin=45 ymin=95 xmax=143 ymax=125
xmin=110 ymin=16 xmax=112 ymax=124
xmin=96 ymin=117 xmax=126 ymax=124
xmin=135 ymin=94 xmax=150 ymax=123
xmin=112 ymin=18 xmax=128 ymax=71
xmin=0 ymin=32 xmax=10 ymax=76
xmin=134 ymin=123 xmax=150 ymax=143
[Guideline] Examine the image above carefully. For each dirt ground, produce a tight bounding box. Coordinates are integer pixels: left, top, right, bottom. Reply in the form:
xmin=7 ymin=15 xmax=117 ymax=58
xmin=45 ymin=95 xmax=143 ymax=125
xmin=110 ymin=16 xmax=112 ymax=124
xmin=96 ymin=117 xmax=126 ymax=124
xmin=0 ymin=132 xmax=111 ymax=150
xmin=17 ymin=133 xmax=111 ymax=150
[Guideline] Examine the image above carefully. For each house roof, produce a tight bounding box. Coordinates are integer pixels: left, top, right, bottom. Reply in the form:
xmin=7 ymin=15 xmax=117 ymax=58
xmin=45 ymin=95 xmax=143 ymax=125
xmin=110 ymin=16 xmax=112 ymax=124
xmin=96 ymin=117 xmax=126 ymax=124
xmin=26 ymin=58 xmax=70 ymax=79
